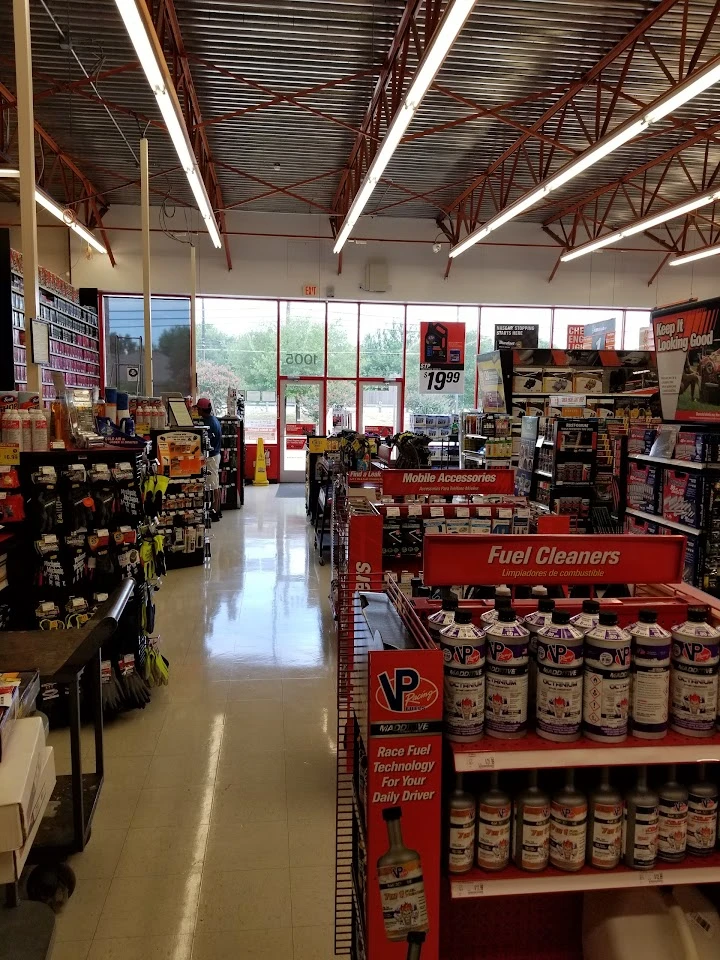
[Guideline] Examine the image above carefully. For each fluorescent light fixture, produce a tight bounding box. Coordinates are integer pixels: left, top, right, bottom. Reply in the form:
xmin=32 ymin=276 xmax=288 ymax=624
xmin=561 ymin=233 xmax=623 ymax=262
xmin=333 ymin=0 xmax=476 ymax=253
xmin=0 ymin=168 xmax=20 ymax=178
xmin=113 ymin=0 xmax=222 ymax=249
xmin=450 ymin=53 xmax=720 ymax=259
xmin=35 ymin=187 xmax=107 ymax=254
xmin=645 ymin=59 xmax=720 ymax=124
xmin=670 ymin=243 xmax=720 ymax=266
xmin=561 ymin=188 xmax=720 ymax=262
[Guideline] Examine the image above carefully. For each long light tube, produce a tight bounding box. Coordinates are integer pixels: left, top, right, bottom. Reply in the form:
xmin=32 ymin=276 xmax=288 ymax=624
xmin=450 ymin=52 xmax=720 ymax=259
xmin=560 ymin=188 xmax=720 ymax=262
xmin=333 ymin=0 xmax=476 ymax=254
xmin=670 ymin=243 xmax=720 ymax=266
xmin=113 ymin=0 xmax=222 ymax=248
xmin=34 ymin=187 xmax=108 ymax=254
xmin=1 ymin=168 xmax=107 ymax=251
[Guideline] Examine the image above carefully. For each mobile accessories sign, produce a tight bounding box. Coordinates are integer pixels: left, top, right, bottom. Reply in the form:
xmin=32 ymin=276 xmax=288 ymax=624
xmin=382 ymin=469 xmax=515 ymax=496
xmin=419 ymin=321 xmax=465 ymax=393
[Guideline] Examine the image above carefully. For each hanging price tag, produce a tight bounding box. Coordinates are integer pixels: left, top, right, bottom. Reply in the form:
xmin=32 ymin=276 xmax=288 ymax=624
xmin=0 ymin=444 xmax=19 ymax=465
xmin=419 ymin=366 xmax=465 ymax=394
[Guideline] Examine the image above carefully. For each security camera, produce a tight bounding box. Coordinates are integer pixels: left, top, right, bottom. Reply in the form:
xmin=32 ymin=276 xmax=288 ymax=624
xmin=433 ymin=242 xmax=442 ymax=253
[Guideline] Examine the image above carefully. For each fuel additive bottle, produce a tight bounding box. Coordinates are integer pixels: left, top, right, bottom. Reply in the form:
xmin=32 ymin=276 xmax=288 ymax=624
xmin=628 ymin=609 xmax=672 ymax=740
xmin=523 ymin=597 xmax=556 ymax=717
xmin=670 ymin=607 xmax=720 ymax=738
xmin=427 ymin=595 xmax=458 ymax=639
xmin=587 ymin=766 xmax=623 ymax=869
xmin=549 ymin=768 xmax=587 ymax=872
xmin=512 ymin=769 xmax=551 ymax=872
xmin=535 ymin=610 xmax=584 ymax=742
xmin=623 ymin=766 xmax=659 ymax=870
xmin=448 ymin=774 xmax=476 ymax=875
xmin=657 ymin=764 xmax=688 ymax=863
xmin=485 ymin=608 xmax=530 ymax=739
xmin=377 ymin=806 xmax=429 ymax=940
xmin=476 ymin=772 xmax=511 ymax=872
xmin=570 ymin=598 xmax=600 ymax=634
xmin=687 ymin=764 xmax=718 ymax=857
xmin=583 ymin=612 xmax=632 ymax=743
xmin=440 ymin=610 xmax=485 ymax=742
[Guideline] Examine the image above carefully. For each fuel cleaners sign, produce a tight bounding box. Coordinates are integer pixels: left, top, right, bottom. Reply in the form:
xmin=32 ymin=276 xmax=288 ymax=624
xmin=422 ymin=534 xmax=686 ymax=586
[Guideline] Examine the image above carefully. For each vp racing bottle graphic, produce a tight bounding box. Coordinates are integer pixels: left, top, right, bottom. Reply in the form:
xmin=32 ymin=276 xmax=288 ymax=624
xmin=377 ymin=806 xmax=429 ymax=941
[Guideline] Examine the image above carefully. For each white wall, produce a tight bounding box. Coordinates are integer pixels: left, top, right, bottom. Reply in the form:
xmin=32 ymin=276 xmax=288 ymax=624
xmin=1 ymin=201 xmax=718 ymax=309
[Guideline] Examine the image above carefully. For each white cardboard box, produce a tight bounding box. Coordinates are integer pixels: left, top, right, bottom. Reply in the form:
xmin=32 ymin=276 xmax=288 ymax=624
xmin=0 ymin=717 xmax=46 ymax=852
xmin=0 ymin=746 xmax=55 ymax=883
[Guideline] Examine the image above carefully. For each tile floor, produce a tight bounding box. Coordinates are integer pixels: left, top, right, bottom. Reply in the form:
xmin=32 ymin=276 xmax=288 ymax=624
xmin=48 ymin=485 xmax=337 ymax=960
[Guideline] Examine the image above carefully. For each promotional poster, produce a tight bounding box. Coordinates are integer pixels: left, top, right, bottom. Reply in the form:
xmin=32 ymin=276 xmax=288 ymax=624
xmin=584 ymin=317 xmax=616 ymax=349
xmin=382 ymin=469 xmax=515 ymax=497
xmin=652 ymin=297 xmax=720 ymax=422
xmin=367 ymin=648 xmax=443 ymax=960
xmin=494 ymin=325 xmax=539 ymax=349
xmin=476 ymin=351 xmax=508 ymax=413
xmin=419 ymin=321 xmax=465 ymax=394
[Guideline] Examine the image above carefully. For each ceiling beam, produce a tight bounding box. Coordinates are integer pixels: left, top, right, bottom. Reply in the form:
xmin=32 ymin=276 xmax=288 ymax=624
xmin=0 ymin=79 xmax=115 ymax=265
xmin=145 ymin=0 xmax=232 ymax=269
xmin=330 ymin=0 xmax=446 ymax=237
xmin=443 ymin=0 xmax=683 ymax=247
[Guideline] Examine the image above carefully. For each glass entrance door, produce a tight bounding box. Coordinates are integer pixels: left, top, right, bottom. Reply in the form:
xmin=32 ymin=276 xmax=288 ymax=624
xmin=279 ymin=378 xmax=325 ymax=482
xmin=358 ymin=381 xmax=402 ymax=438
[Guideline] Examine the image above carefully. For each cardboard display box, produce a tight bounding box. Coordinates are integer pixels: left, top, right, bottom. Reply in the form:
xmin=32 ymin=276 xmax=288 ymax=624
xmin=0 ymin=717 xmax=46 ymax=853
xmin=0 ymin=746 xmax=55 ymax=884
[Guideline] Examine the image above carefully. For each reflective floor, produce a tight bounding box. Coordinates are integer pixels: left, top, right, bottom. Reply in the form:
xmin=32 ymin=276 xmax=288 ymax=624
xmin=49 ymin=486 xmax=337 ymax=960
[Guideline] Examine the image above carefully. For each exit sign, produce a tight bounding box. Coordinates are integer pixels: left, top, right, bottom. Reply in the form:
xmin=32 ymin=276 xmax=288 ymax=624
xmin=303 ymin=285 xmax=318 ymax=297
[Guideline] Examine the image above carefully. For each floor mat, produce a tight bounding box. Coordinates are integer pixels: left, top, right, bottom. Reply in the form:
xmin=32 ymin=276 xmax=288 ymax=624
xmin=275 ymin=484 xmax=306 ymax=497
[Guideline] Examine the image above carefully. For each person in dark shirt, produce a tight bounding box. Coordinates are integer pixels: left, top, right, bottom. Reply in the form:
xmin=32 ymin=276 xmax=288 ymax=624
xmin=197 ymin=397 xmax=223 ymax=521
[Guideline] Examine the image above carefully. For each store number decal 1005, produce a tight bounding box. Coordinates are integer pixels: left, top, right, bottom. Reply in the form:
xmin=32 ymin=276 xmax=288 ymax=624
xmin=420 ymin=368 xmax=464 ymax=394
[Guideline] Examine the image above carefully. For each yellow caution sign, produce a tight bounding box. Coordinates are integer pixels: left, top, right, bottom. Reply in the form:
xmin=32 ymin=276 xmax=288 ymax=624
xmin=253 ymin=437 xmax=270 ymax=486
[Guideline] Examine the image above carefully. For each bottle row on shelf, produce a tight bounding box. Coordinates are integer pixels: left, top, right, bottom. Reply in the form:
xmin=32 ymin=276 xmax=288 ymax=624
xmin=449 ymin=763 xmax=718 ymax=877
xmin=434 ymin=595 xmax=720 ymax=744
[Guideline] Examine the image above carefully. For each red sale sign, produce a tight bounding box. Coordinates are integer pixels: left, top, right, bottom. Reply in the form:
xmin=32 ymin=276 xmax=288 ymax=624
xmin=382 ymin=468 xmax=515 ymax=497
xmin=422 ymin=534 xmax=686 ymax=586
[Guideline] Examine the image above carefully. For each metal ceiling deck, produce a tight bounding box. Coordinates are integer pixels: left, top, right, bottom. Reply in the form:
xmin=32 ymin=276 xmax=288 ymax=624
xmin=0 ymin=0 xmax=718 ymax=251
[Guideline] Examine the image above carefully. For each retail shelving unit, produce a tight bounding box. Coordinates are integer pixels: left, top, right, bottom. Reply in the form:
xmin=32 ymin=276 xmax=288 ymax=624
xmin=219 ymin=416 xmax=244 ymax=510
xmin=460 ymin=411 xmax=513 ymax=468
xmin=0 ymin=237 xmax=101 ymax=400
xmin=335 ymin=500 xmax=720 ymax=959
xmin=534 ymin=417 xmax=598 ymax=531
xmin=151 ymin=428 xmax=210 ymax=568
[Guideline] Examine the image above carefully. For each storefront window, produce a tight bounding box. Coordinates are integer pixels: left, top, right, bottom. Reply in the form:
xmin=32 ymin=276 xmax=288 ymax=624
xmin=280 ymin=301 xmax=325 ymax=377
xmin=104 ymin=295 xmax=191 ymax=396
xmin=359 ymin=303 xmax=404 ymax=378
xmin=327 ymin=303 xmax=358 ymax=377
xmin=623 ymin=310 xmax=652 ymax=349
xmin=197 ymin=297 xmax=278 ymax=438
xmin=327 ymin=379 xmax=356 ymax=432
xmin=479 ymin=306 xmax=551 ymax=355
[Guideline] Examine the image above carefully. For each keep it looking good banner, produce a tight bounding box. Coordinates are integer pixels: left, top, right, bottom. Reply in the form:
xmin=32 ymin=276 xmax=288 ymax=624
xmin=652 ymin=297 xmax=720 ymax=422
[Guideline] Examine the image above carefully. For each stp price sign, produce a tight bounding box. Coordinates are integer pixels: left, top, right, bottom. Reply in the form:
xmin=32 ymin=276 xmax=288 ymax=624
xmin=419 ymin=320 xmax=465 ymax=393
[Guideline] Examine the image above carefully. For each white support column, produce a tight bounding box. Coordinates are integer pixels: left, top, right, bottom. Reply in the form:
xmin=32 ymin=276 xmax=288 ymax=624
xmin=141 ymin=137 xmax=153 ymax=395
xmin=13 ymin=0 xmax=40 ymax=394
xmin=190 ymin=243 xmax=197 ymax=400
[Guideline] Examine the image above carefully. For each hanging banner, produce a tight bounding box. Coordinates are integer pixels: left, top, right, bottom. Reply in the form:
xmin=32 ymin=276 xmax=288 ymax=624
xmin=494 ymin=325 xmax=539 ymax=350
xmin=419 ymin=321 xmax=465 ymax=393
xmin=382 ymin=468 xmax=515 ymax=497
xmin=422 ymin=534 xmax=686 ymax=586
xmin=584 ymin=318 xmax=616 ymax=349
xmin=567 ymin=325 xmax=585 ymax=349
xmin=476 ymin=351 xmax=508 ymax=413
xmin=652 ymin=297 xmax=720 ymax=422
